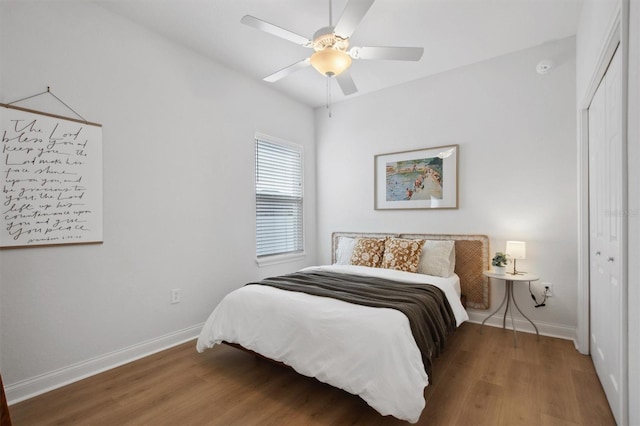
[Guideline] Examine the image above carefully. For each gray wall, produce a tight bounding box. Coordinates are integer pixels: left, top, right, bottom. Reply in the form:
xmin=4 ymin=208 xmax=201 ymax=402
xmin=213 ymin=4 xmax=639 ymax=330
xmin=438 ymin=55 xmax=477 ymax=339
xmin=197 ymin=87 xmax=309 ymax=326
xmin=0 ymin=1 xmax=317 ymax=400
xmin=315 ymin=37 xmax=578 ymax=337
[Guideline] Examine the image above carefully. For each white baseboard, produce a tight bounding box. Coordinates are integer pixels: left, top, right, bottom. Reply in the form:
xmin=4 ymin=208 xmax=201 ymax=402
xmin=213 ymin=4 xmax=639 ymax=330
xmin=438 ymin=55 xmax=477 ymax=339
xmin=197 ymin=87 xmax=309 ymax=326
xmin=6 ymin=323 xmax=203 ymax=405
xmin=466 ymin=310 xmax=577 ymax=343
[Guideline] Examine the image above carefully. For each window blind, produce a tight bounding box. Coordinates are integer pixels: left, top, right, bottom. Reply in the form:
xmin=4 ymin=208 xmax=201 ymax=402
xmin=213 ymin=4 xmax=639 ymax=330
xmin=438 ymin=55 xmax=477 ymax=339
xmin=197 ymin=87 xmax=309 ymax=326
xmin=255 ymin=137 xmax=303 ymax=258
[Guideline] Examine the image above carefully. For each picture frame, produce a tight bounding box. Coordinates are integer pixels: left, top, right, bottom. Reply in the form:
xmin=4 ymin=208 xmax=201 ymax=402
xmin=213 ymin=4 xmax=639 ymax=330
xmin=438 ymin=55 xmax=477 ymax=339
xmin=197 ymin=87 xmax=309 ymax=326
xmin=374 ymin=145 xmax=458 ymax=210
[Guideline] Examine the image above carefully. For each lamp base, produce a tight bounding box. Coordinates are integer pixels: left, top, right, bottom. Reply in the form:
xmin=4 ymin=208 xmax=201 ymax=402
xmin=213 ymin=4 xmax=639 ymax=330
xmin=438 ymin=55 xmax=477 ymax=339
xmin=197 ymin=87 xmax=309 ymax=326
xmin=507 ymin=259 xmax=526 ymax=275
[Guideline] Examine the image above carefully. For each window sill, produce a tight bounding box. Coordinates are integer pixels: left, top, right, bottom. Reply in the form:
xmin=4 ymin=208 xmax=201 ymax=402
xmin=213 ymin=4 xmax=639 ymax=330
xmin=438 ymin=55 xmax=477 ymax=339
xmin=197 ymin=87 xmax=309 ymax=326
xmin=256 ymin=252 xmax=306 ymax=267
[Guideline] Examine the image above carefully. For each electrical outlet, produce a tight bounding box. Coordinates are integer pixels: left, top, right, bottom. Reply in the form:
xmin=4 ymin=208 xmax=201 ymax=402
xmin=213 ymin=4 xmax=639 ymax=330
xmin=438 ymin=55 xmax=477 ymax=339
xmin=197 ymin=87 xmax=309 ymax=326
xmin=171 ymin=288 xmax=181 ymax=304
xmin=543 ymin=282 xmax=553 ymax=297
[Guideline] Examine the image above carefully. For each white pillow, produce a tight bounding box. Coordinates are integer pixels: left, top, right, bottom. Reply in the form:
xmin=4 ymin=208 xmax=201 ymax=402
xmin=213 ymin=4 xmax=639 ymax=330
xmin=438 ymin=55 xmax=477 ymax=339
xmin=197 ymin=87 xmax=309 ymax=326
xmin=335 ymin=237 xmax=357 ymax=265
xmin=418 ymin=240 xmax=456 ymax=277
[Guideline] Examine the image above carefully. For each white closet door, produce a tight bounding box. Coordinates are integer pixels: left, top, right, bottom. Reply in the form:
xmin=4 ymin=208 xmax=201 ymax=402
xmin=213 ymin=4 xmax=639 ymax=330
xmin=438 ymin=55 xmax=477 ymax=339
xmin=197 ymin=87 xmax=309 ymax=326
xmin=588 ymin=46 xmax=623 ymax=424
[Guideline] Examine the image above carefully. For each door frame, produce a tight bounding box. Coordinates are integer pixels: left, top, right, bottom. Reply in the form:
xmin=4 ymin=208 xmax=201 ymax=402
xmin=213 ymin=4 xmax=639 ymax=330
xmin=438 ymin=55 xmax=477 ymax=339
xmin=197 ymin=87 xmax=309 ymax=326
xmin=576 ymin=2 xmax=628 ymax=425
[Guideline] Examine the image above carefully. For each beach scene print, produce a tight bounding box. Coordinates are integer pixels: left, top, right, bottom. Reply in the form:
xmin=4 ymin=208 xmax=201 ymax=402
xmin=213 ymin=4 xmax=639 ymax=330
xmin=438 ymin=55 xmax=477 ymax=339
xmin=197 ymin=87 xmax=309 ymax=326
xmin=386 ymin=157 xmax=443 ymax=201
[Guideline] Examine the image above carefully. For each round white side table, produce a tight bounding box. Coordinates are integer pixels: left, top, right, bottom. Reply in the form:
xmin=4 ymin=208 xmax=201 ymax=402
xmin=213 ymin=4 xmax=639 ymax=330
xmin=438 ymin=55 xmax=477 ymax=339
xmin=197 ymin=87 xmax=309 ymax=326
xmin=482 ymin=270 xmax=540 ymax=346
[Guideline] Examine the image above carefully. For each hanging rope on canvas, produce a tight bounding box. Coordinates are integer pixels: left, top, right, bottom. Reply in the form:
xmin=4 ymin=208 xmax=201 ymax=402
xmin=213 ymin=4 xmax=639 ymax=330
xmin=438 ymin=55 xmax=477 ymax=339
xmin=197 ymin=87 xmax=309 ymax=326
xmin=6 ymin=86 xmax=88 ymax=122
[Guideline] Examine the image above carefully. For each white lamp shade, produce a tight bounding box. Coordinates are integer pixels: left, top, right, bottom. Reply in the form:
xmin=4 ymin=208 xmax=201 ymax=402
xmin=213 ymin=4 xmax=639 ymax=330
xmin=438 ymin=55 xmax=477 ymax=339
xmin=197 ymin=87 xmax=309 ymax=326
xmin=506 ymin=241 xmax=526 ymax=260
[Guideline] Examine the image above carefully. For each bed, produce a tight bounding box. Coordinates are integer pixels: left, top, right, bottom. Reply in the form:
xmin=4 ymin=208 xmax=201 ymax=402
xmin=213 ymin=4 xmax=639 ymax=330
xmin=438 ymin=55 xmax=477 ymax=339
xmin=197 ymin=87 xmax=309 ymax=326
xmin=196 ymin=232 xmax=489 ymax=423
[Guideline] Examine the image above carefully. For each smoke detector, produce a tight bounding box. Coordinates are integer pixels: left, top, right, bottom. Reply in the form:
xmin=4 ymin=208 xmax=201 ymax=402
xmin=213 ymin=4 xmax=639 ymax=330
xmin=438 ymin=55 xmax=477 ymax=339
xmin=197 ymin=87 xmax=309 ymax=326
xmin=536 ymin=60 xmax=554 ymax=75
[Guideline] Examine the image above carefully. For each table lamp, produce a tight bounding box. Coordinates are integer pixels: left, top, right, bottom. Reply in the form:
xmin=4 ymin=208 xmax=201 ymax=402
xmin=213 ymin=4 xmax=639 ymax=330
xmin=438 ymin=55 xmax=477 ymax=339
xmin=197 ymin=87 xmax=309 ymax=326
xmin=506 ymin=241 xmax=526 ymax=275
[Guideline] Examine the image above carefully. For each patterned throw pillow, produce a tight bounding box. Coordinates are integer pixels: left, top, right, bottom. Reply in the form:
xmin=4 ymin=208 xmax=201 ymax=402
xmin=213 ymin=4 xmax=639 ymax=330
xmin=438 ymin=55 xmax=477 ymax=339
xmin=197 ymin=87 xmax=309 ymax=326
xmin=381 ymin=238 xmax=425 ymax=272
xmin=350 ymin=238 xmax=386 ymax=267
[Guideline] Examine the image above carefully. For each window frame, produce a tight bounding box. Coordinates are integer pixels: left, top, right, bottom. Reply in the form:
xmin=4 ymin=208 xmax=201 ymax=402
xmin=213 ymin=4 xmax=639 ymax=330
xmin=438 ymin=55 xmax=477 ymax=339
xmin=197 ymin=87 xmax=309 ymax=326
xmin=254 ymin=132 xmax=305 ymax=266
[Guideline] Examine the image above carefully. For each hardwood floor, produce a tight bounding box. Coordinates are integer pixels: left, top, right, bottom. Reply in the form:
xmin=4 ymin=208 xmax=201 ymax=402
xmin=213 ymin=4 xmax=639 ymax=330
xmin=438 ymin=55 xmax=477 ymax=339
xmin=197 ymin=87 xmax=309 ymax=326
xmin=9 ymin=323 xmax=615 ymax=425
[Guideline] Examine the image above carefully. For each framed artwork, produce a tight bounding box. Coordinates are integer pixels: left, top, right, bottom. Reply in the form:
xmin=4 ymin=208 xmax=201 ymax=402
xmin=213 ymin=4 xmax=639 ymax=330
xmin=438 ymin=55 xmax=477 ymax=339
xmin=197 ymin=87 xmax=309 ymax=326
xmin=374 ymin=145 xmax=458 ymax=210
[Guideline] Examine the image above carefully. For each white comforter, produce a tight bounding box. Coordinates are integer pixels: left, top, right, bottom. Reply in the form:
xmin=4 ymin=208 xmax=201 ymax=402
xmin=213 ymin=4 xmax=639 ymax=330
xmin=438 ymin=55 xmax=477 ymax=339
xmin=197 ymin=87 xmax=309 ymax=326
xmin=196 ymin=264 xmax=469 ymax=423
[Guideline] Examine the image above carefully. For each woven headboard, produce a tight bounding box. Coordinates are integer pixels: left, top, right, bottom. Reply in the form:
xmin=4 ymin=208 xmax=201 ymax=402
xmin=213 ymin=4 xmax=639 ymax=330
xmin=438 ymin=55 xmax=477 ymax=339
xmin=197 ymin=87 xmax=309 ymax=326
xmin=331 ymin=232 xmax=490 ymax=309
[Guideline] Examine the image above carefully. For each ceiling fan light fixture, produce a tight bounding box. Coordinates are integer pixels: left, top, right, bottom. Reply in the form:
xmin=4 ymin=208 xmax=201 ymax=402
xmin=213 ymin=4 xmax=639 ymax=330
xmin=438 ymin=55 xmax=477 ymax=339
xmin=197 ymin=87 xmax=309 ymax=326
xmin=310 ymin=48 xmax=352 ymax=77
xmin=242 ymin=0 xmax=424 ymax=97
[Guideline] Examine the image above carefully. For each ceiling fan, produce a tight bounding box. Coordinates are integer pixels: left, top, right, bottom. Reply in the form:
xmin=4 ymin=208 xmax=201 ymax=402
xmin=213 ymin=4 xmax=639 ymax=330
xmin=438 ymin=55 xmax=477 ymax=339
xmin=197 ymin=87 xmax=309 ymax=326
xmin=241 ymin=0 xmax=424 ymax=96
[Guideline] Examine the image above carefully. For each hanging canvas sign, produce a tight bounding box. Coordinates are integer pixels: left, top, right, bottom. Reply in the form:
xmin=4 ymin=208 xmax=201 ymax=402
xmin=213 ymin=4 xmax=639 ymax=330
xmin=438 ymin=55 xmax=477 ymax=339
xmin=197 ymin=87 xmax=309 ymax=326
xmin=1 ymin=103 xmax=103 ymax=248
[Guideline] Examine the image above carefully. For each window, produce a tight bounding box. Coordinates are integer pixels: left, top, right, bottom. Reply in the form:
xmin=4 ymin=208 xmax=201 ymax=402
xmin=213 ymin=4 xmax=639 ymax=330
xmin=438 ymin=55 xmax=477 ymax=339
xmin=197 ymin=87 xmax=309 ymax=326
xmin=255 ymin=134 xmax=303 ymax=262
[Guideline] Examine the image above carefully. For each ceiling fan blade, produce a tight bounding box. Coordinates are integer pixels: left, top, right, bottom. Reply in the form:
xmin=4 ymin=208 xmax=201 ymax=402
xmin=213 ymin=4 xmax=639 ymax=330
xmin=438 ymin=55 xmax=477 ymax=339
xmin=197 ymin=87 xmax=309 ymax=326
xmin=241 ymin=15 xmax=311 ymax=47
xmin=333 ymin=0 xmax=375 ymax=38
xmin=336 ymin=70 xmax=358 ymax=95
xmin=350 ymin=46 xmax=424 ymax=61
xmin=263 ymin=58 xmax=311 ymax=82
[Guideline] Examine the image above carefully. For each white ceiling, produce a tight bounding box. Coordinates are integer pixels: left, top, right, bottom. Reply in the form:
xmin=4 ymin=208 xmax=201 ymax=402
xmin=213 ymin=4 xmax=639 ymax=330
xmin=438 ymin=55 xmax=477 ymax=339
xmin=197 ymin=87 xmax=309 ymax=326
xmin=94 ymin=0 xmax=582 ymax=108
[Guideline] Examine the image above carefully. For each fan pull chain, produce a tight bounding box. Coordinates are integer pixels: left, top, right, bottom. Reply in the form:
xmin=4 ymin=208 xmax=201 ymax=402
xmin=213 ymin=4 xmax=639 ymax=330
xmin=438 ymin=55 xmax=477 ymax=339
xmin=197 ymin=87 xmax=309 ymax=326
xmin=326 ymin=77 xmax=332 ymax=118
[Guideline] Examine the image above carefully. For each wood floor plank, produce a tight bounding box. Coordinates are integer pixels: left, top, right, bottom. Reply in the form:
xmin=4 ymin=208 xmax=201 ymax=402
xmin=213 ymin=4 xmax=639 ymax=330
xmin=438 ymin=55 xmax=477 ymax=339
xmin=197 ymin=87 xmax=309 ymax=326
xmin=571 ymin=368 xmax=616 ymax=426
xmin=422 ymin=349 xmax=478 ymax=424
xmin=455 ymin=379 xmax=505 ymax=425
xmin=8 ymin=323 xmax=616 ymax=425
xmin=538 ymin=348 xmax=583 ymax=424
xmin=497 ymin=359 xmax=540 ymax=425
